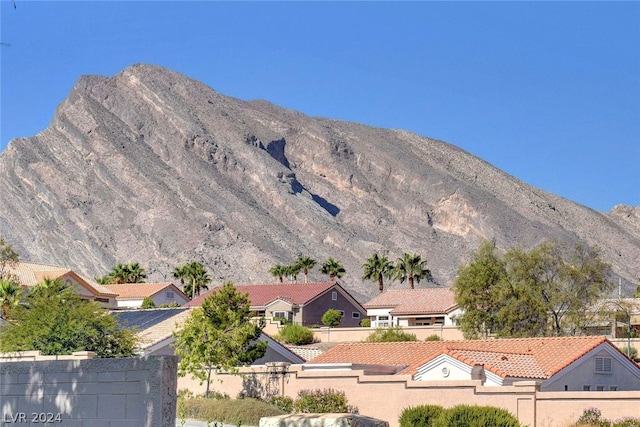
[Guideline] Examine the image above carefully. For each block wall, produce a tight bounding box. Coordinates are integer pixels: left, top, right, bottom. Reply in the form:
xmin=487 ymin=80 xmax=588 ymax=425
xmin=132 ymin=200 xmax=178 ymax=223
xmin=0 ymin=355 xmax=178 ymax=427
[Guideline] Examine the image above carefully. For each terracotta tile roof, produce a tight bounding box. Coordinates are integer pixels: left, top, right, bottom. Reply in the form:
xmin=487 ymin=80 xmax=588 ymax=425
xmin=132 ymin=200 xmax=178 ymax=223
xmin=104 ymin=282 xmax=186 ymax=300
xmin=185 ymin=282 xmax=338 ymax=308
xmin=308 ymin=336 xmax=610 ymax=380
xmin=363 ymin=288 xmax=458 ymax=315
xmin=5 ymin=261 xmax=116 ymax=296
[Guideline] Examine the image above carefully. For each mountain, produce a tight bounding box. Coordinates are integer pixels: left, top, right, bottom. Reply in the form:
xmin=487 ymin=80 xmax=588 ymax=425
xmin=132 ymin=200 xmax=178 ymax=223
xmin=0 ymin=64 xmax=638 ymax=300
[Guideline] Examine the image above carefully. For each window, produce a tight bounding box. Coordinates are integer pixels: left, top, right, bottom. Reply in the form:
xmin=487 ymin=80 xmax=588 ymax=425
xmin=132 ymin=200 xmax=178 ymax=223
xmin=272 ymin=311 xmax=292 ymax=322
xmin=583 ymin=385 xmax=591 ymax=391
xmin=610 ymin=385 xmax=618 ymax=391
xmin=352 ymin=312 xmax=360 ymax=319
xmin=595 ymin=357 xmax=612 ymax=373
xmin=596 ymin=385 xmax=605 ymax=391
xmin=331 ymin=291 xmax=337 ymax=301
xmin=377 ymin=316 xmax=389 ymax=327
xmin=338 ymin=310 xmax=345 ymax=316
xmin=165 ymin=291 xmax=175 ymax=299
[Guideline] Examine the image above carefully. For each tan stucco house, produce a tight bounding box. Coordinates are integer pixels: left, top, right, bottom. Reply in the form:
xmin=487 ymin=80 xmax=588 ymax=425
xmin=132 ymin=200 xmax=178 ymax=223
xmin=104 ymin=282 xmax=189 ymax=309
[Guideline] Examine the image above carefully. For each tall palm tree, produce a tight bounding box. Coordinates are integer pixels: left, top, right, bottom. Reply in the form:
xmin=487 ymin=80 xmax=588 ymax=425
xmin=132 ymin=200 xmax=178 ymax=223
xmin=395 ymin=253 xmax=432 ymax=289
xmin=296 ymin=256 xmax=317 ymax=283
xmin=321 ymin=258 xmax=346 ymax=281
xmin=172 ymin=264 xmax=189 ymax=291
xmin=269 ymin=264 xmax=286 ymax=283
xmin=182 ymin=261 xmax=211 ymax=299
xmin=104 ymin=262 xmax=147 ymax=284
xmin=362 ymin=252 xmax=393 ymax=293
xmin=0 ymin=279 xmax=21 ymax=319
xmin=288 ymin=263 xmax=302 ymax=283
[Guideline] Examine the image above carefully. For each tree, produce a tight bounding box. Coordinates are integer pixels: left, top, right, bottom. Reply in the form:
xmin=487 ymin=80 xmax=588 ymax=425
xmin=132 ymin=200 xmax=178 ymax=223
xmin=287 ymin=263 xmax=302 ymax=283
xmin=321 ymin=309 xmax=343 ymax=327
xmin=173 ymin=281 xmax=267 ymax=397
xmin=362 ymin=252 xmax=394 ymax=293
xmin=321 ymin=258 xmax=346 ymax=281
xmin=99 ymin=262 xmax=147 ymax=284
xmin=454 ymin=239 xmax=614 ymax=338
xmin=0 ymin=279 xmax=21 ymax=319
xmin=0 ymin=235 xmax=19 ymax=281
xmin=395 ymin=253 xmax=432 ymax=289
xmin=0 ymin=279 xmax=137 ymax=357
xmin=296 ymin=256 xmax=317 ymax=283
xmin=453 ymin=240 xmax=506 ymax=338
xmin=141 ymin=296 xmax=156 ymax=309
xmin=175 ymin=261 xmax=211 ymax=299
xmin=269 ymin=264 xmax=287 ymax=283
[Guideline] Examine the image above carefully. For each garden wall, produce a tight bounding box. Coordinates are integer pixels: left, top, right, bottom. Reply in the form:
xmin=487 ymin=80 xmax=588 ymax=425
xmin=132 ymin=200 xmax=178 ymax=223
xmin=1 ymin=352 xmax=178 ymax=427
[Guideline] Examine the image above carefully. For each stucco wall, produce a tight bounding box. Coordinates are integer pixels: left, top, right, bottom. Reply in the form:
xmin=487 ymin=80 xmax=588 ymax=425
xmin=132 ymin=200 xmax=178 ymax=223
xmin=312 ymin=325 xmax=464 ymax=343
xmin=1 ymin=354 xmax=178 ymax=427
xmin=178 ymin=365 xmax=640 ymax=427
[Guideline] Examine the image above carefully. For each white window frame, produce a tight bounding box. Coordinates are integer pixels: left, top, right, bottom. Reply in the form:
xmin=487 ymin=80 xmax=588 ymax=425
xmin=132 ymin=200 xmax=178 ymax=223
xmin=331 ymin=291 xmax=337 ymax=301
xmin=595 ymin=357 xmax=612 ymax=373
xmin=352 ymin=312 xmax=360 ymax=319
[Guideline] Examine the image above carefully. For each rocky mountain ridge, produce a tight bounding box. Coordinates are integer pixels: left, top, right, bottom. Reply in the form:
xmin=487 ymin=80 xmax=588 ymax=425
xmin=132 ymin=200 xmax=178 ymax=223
xmin=0 ymin=64 xmax=638 ymax=300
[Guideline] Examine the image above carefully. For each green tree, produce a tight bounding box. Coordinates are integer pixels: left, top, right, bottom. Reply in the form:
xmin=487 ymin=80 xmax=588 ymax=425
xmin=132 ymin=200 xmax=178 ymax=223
xmin=175 ymin=261 xmax=211 ymax=299
xmin=0 ymin=279 xmax=21 ymax=319
xmin=99 ymin=262 xmax=147 ymax=284
xmin=321 ymin=309 xmax=343 ymax=327
xmin=0 ymin=279 xmax=137 ymax=357
xmin=269 ymin=264 xmax=287 ymax=283
xmin=287 ymin=263 xmax=302 ymax=283
xmin=395 ymin=253 xmax=432 ymax=289
xmin=296 ymin=256 xmax=317 ymax=283
xmin=362 ymin=252 xmax=394 ymax=293
xmin=321 ymin=258 xmax=345 ymax=281
xmin=0 ymin=236 xmax=19 ymax=281
xmin=173 ymin=281 xmax=267 ymax=397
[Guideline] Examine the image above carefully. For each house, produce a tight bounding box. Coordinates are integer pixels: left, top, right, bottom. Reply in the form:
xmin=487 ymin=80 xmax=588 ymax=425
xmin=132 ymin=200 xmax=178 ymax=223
xmin=363 ymin=287 xmax=461 ymax=328
xmin=104 ymin=282 xmax=189 ymax=309
xmin=305 ymin=336 xmax=640 ymax=391
xmin=186 ymin=281 xmax=367 ymax=327
xmin=5 ymin=261 xmax=117 ymax=308
xmin=115 ymin=307 xmax=305 ymax=364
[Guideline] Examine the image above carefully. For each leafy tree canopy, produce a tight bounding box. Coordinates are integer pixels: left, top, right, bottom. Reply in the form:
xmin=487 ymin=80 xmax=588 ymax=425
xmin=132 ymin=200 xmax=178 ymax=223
xmin=453 ymin=239 xmax=613 ymax=338
xmin=0 ymin=279 xmax=22 ymax=319
xmin=395 ymin=253 xmax=432 ymax=289
xmin=321 ymin=309 xmax=343 ymax=327
xmin=173 ymin=281 xmax=267 ymax=397
xmin=0 ymin=279 xmax=137 ymax=357
xmin=296 ymin=256 xmax=317 ymax=283
xmin=174 ymin=261 xmax=211 ymax=299
xmin=97 ymin=262 xmax=147 ymax=284
xmin=362 ymin=252 xmax=394 ymax=293
xmin=321 ymin=258 xmax=346 ymax=281
xmin=0 ymin=236 xmax=19 ymax=281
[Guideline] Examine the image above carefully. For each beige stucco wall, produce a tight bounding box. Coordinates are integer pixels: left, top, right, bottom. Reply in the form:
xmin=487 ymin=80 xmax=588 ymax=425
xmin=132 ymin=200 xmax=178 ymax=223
xmin=312 ymin=325 xmax=464 ymax=343
xmin=177 ymin=365 xmax=640 ymax=427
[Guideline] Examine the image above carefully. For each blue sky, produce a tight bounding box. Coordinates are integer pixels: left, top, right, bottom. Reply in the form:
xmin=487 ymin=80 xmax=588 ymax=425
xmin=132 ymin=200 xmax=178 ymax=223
xmin=1 ymin=1 xmax=638 ymax=212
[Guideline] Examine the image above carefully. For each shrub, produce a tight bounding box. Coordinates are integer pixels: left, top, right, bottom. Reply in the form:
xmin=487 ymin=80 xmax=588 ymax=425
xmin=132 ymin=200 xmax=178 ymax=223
xmin=360 ymin=318 xmax=371 ymax=327
xmin=268 ymin=396 xmax=293 ymax=413
xmin=277 ymin=323 xmax=315 ymax=345
xmin=364 ymin=326 xmax=417 ymax=342
xmin=613 ymin=418 xmax=640 ymax=427
xmin=141 ymin=296 xmax=156 ymax=309
xmin=322 ymin=309 xmax=343 ymax=327
xmin=576 ymin=407 xmax=609 ymax=427
xmin=620 ymin=346 xmax=638 ymax=360
xmin=425 ymin=334 xmax=441 ymax=341
xmin=399 ymin=404 xmax=444 ymax=427
xmin=432 ymin=404 xmax=521 ymax=427
xmin=182 ymin=397 xmax=285 ymax=425
xmin=293 ymin=388 xmax=356 ymax=414
xmin=274 ymin=315 xmax=291 ymax=325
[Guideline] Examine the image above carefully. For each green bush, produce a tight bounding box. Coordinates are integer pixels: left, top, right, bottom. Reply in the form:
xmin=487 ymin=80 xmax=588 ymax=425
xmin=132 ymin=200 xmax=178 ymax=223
xmin=322 ymin=309 xmax=343 ymax=327
xmin=277 ymin=323 xmax=315 ymax=345
xmin=432 ymin=404 xmax=521 ymax=427
xmin=274 ymin=315 xmax=291 ymax=325
xmin=399 ymin=405 xmax=444 ymax=427
xmin=293 ymin=388 xmax=356 ymax=414
xmin=181 ymin=397 xmax=286 ymax=425
xmin=364 ymin=326 xmax=417 ymax=342
xmin=141 ymin=296 xmax=156 ymax=309
xmin=360 ymin=318 xmax=371 ymax=327
xmin=425 ymin=334 xmax=441 ymax=341
xmin=268 ymin=395 xmax=293 ymax=413
xmin=620 ymin=346 xmax=638 ymax=360
xmin=613 ymin=418 xmax=640 ymax=427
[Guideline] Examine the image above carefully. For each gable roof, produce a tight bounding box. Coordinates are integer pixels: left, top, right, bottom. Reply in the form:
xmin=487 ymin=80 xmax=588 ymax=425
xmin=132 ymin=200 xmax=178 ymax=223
xmin=364 ymin=288 xmax=458 ymax=315
xmin=307 ymin=336 xmax=613 ymax=380
xmin=185 ymin=282 xmax=343 ymax=308
xmin=6 ymin=261 xmax=116 ymax=297
xmin=104 ymin=282 xmax=187 ymax=301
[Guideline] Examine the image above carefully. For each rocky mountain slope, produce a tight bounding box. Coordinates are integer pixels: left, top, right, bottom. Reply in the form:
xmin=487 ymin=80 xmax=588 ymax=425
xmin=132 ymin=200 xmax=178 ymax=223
xmin=1 ymin=64 xmax=638 ymax=300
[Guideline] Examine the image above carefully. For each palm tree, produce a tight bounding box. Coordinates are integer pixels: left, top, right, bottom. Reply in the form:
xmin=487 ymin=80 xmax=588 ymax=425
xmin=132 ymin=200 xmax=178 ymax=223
xmin=182 ymin=261 xmax=211 ymax=299
xmin=296 ymin=256 xmax=317 ymax=283
xmin=395 ymin=253 xmax=432 ymax=289
xmin=104 ymin=262 xmax=147 ymax=284
xmin=269 ymin=264 xmax=286 ymax=283
xmin=172 ymin=264 xmax=189 ymax=291
xmin=288 ymin=263 xmax=302 ymax=283
xmin=321 ymin=258 xmax=346 ymax=281
xmin=362 ymin=252 xmax=393 ymax=293
xmin=0 ymin=279 xmax=21 ymax=319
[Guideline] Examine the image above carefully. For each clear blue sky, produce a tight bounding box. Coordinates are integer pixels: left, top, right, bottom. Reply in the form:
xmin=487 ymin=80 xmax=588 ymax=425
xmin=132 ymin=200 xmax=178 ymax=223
xmin=1 ymin=1 xmax=638 ymax=212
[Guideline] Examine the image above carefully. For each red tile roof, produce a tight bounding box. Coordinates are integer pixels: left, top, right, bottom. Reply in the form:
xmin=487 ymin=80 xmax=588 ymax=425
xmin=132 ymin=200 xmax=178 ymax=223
xmin=364 ymin=288 xmax=458 ymax=315
xmin=307 ymin=336 xmax=611 ymax=380
xmin=185 ymin=282 xmax=338 ymax=308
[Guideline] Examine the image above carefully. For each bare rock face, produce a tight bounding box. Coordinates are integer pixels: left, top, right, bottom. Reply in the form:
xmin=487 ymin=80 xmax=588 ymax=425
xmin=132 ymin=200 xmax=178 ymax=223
xmin=0 ymin=64 xmax=638 ymax=300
